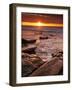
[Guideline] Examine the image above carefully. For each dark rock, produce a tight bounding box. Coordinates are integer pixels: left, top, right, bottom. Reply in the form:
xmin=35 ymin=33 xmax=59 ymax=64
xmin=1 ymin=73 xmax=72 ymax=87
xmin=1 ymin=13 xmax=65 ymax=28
xmin=22 ymin=53 xmax=45 ymax=68
xmin=58 ymin=67 xmax=63 ymax=75
xmin=22 ymin=45 xmax=37 ymax=54
xmin=29 ymin=58 xmax=63 ymax=76
xmin=52 ymin=49 xmax=63 ymax=58
xmin=22 ymin=60 xmax=36 ymax=77
xmin=22 ymin=53 xmax=45 ymax=77
xmin=29 ymin=54 xmax=45 ymax=68
xmin=22 ymin=38 xmax=36 ymax=44
xmin=22 ymin=53 xmax=30 ymax=60
xmin=39 ymin=36 xmax=48 ymax=39
xmin=59 ymin=56 xmax=63 ymax=60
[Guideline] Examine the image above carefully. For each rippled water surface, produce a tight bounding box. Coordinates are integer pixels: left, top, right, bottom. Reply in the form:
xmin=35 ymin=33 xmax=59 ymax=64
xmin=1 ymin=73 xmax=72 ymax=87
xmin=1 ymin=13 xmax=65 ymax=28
xmin=35 ymin=37 xmax=63 ymax=62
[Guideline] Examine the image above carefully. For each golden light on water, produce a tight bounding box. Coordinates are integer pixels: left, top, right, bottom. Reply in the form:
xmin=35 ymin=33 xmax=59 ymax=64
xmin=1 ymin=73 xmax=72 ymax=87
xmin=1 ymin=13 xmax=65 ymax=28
xmin=22 ymin=22 xmax=63 ymax=27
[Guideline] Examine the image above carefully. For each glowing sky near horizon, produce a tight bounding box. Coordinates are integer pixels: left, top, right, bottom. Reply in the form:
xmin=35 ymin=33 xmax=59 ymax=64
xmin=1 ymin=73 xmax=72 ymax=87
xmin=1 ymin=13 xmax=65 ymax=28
xmin=22 ymin=21 xmax=63 ymax=27
xmin=21 ymin=13 xmax=63 ymax=28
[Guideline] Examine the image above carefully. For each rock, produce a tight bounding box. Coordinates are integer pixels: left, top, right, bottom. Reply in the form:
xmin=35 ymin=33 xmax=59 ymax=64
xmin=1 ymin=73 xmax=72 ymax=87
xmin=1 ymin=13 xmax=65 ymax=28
xmin=22 ymin=53 xmax=45 ymax=76
xmin=58 ymin=67 xmax=63 ymax=75
xmin=22 ymin=60 xmax=36 ymax=77
xmin=22 ymin=53 xmax=45 ymax=68
xmin=29 ymin=58 xmax=63 ymax=76
xmin=29 ymin=54 xmax=45 ymax=68
xmin=22 ymin=53 xmax=30 ymax=60
xmin=51 ymin=49 xmax=63 ymax=58
xmin=22 ymin=45 xmax=37 ymax=54
xmin=39 ymin=36 xmax=48 ymax=39
xmin=59 ymin=56 xmax=63 ymax=60
xmin=22 ymin=38 xmax=36 ymax=44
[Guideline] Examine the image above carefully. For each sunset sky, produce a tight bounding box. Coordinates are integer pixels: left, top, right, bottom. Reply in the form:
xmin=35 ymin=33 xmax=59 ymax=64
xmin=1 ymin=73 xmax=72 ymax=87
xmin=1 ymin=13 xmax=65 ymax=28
xmin=21 ymin=13 xmax=63 ymax=31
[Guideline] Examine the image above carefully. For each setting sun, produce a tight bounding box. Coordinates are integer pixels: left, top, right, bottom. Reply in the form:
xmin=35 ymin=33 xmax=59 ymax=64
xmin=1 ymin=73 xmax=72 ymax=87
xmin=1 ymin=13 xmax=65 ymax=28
xmin=37 ymin=22 xmax=43 ymax=26
xmin=22 ymin=21 xmax=63 ymax=27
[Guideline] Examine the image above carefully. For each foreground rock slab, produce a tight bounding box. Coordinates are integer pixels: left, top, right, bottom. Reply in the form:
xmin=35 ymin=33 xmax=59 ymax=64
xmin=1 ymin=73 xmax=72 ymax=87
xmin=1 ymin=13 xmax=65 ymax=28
xmin=22 ymin=53 xmax=45 ymax=77
xmin=29 ymin=57 xmax=63 ymax=76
